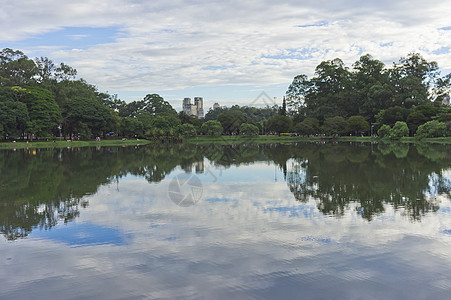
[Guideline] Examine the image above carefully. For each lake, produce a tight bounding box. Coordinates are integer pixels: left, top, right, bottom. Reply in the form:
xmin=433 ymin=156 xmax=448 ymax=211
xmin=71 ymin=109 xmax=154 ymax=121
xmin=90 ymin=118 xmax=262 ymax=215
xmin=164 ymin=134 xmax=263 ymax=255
xmin=1 ymin=142 xmax=450 ymax=299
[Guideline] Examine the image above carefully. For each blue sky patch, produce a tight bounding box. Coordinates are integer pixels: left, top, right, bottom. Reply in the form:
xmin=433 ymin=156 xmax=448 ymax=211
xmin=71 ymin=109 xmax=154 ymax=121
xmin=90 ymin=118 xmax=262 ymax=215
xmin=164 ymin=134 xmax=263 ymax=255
xmin=296 ymin=21 xmax=328 ymax=28
xmin=9 ymin=26 xmax=122 ymax=50
xmin=432 ymin=46 xmax=450 ymax=55
xmin=33 ymin=222 xmax=127 ymax=247
xmin=202 ymin=65 xmax=236 ymax=71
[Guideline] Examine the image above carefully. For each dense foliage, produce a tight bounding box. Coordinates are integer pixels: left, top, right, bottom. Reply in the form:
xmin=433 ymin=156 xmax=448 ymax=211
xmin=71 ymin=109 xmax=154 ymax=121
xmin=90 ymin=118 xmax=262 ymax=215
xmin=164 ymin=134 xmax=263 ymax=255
xmin=0 ymin=48 xmax=449 ymax=140
xmin=285 ymin=53 xmax=450 ymax=137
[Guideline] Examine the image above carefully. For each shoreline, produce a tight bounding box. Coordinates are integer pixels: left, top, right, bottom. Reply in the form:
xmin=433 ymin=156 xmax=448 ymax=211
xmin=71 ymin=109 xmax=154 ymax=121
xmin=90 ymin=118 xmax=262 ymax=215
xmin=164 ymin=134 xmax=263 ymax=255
xmin=0 ymin=135 xmax=450 ymax=149
xmin=185 ymin=135 xmax=451 ymax=145
xmin=0 ymin=139 xmax=152 ymax=149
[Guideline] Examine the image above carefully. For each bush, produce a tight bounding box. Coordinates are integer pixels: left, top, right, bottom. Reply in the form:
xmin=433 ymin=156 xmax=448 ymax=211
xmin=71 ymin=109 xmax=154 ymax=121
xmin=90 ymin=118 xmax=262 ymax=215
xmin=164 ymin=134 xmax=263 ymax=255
xmin=239 ymin=123 xmax=259 ymax=136
xmin=389 ymin=121 xmax=409 ymax=139
xmin=377 ymin=124 xmax=391 ymax=138
xmin=295 ymin=117 xmax=319 ymax=135
xmin=321 ymin=116 xmax=346 ymax=136
xmin=201 ymin=120 xmax=223 ymax=136
xmin=415 ymin=120 xmax=448 ymax=138
xmin=346 ymin=116 xmax=369 ymax=136
xmin=176 ymin=123 xmax=197 ymax=137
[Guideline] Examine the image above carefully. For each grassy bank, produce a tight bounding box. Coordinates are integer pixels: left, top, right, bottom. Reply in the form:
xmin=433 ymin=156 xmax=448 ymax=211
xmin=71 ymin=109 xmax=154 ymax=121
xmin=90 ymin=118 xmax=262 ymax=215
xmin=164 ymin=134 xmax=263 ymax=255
xmin=185 ymin=135 xmax=328 ymax=144
xmin=0 ymin=139 xmax=152 ymax=149
xmin=1 ymin=135 xmax=450 ymax=149
xmin=186 ymin=135 xmax=451 ymax=144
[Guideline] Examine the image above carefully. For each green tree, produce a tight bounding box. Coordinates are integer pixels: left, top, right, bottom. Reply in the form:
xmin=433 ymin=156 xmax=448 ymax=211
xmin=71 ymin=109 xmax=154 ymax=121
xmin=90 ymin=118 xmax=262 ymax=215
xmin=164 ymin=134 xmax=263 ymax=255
xmin=267 ymin=114 xmax=293 ymax=134
xmin=377 ymin=124 xmax=391 ymax=138
xmin=201 ymin=120 xmax=223 ymax=136
xmin=406 ymin=111 xmax=427 ymax=135
xmin=295 ymin=117 xmax=319 ymax=135
xmin=218 ymin=111 xmax=246 ymax=134
xmin=389 ymin=121 xmax=409 ymax=139
xmin=346 ymin=116 xmax=369 ymax=136
xmin=0 ymin=48 xmax=38 ymax=86
xmin=12 ymin=86 xmax=61 ymax=137
xmin=120 ymin=117 xmax=144 ymax=137
xmin=321 ymin=116 xmax=346 ymax=136
xmin=63 ymin=97 xmax=114 ymax=138
xmin=415 ymin=120 xmax=448 ymax=138
xmin=375 ymin=106 xmax=410 ymax=128
xmin=176 ymin=123 xmax=197 ymax=137
xmin=143 ymin=94 xmax=176 ymax=116
xmin=239 ymin=123 xmax=259 ymax=136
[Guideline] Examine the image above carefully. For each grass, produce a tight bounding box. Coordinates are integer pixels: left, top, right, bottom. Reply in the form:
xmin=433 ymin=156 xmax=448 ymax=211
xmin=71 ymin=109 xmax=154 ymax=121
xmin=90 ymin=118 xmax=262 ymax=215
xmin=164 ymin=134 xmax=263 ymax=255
xmin=186 ymin=135 xmax=451 ymax=144
xmin=185 ymin=135 xmax=327 ymax=145
xmin=0 ymin=139 xmax=152 ymax=149
xmin=1 ymin=135 xmax=450 ymax=149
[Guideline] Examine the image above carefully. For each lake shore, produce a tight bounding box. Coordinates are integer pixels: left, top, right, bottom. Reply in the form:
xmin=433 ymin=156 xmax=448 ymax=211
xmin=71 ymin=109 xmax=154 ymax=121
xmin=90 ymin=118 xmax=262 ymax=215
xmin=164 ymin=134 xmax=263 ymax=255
xmin=185 ymin=135 xmax=451 ymax=144
xmin=1 ymin=135 xmax=450 ymax=149
xmin=0 ymin=139 xmax=152 ymax=149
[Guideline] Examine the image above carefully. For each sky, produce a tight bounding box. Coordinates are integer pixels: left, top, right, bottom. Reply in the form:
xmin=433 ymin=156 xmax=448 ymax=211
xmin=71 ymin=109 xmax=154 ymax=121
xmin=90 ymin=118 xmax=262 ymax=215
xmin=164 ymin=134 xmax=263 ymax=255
xmin=1 ymin=0 xmax=450 ymax=111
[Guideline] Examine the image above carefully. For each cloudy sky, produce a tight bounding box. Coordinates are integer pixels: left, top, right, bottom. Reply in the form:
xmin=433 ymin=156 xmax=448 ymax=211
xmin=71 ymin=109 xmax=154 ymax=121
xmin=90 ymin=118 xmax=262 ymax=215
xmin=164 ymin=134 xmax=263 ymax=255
xmin=1 ymin=0 xmax=450 ymax=110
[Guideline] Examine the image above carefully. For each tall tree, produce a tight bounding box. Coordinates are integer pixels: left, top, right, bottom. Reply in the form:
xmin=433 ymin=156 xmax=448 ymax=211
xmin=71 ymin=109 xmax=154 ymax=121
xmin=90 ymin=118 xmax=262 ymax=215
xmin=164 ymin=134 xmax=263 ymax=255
xmin=0 ymin=48 xmax=37 ymax=86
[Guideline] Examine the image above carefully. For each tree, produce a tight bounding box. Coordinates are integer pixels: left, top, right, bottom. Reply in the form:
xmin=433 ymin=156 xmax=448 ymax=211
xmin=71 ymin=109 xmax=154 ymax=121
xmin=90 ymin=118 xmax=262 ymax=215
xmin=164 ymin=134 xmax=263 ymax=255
xmin=346 ymin=116 xmax=369 ymax=136
xmin=143 ymin=94 xmax=176 ymax=116
xmin=406 ymin=111 xmax=427 ymax=135
xmin=415 ymin=120 xmax=448 ymax=138
xmin=176 ymin=123 xmax=197 ymax=137
xmin=201 ymin=120 xmax=223 ymax=136
xmin=0 ymin=90 xmax=29 ymax=139
xmin=0 ymin=48 xmax=38 ymax=86
xmin=63 ymin=97 xmax=114 ymax=138
xmin=389 ymin=121 xmax=409 ymax=139
xmin=218 ymin=111 xmax=246 ymax=134
xmin=375 ymin=106 xmax=410 ymax=128
xmin=267 ymin=114 xmax=292 ymax=134
xmin=321 ymin=116 xmax=346 ymax=136
xmin=239 ymin=123 xmax=259 ymax=136
xmin=12 ymin=86 xmax=61 ymax=137
xmin=295 ymin=117 xmax=319 ymax=135
xmin=285 ymin=74 xmax=310 ymax=114
xmin=120 ymin=117 xmax=143 ymax=137
xmin=377 ymin=124 xmax=391 ymax=138
xmin=278 ymin=97 xmax=287 ymax=116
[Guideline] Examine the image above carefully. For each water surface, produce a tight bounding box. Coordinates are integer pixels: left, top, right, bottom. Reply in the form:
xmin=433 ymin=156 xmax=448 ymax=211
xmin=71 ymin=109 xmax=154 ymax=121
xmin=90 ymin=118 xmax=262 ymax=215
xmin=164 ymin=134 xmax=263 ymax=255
xmin=1 ymin=143 xmax=450 ymax=299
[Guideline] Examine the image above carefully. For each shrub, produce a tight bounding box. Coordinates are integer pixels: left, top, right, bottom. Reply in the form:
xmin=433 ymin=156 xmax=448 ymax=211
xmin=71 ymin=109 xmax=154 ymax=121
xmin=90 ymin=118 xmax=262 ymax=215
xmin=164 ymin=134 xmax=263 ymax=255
xmin=295 ymin=117 xmax=319 ymax=135
xmin=415 ymin=120 xmax=448 ymax=138
xmin=346 ymin=116 xmax=369 ymax=136
xmin=377 ymin=124 xmax=391 ymax=138
xmin=321 ymin=116 xmax=346 ymax=136
xmin=389 ymin=121 xmax=409 ymax=139
xmin=239 ymin=123 xmax=259 ymax=136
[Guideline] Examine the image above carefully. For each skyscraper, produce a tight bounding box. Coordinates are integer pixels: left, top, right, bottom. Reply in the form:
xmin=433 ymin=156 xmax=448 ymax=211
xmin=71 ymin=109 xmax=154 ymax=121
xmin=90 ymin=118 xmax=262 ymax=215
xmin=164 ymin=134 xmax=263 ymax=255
xmin=182 ymin=97 xmax=204 ymax=118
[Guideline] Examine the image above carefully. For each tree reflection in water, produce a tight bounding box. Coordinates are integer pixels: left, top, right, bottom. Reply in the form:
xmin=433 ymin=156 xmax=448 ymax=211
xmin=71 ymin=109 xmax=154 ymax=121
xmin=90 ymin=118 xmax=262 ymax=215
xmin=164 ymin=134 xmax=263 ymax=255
xmin=0 ymin=142 xmax=449 ymax=240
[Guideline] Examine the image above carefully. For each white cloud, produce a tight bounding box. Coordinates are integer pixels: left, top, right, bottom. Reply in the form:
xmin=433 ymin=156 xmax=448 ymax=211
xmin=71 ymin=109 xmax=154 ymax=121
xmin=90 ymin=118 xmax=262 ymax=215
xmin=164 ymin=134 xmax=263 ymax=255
xmin=1 ymin=0 xmax=450 ymax=103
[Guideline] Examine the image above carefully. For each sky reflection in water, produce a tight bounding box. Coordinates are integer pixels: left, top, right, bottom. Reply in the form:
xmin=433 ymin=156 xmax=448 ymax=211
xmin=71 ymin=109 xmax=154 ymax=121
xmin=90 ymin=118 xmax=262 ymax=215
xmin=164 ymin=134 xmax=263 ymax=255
xmin=0 ymin=143 xmax=450 ymax=299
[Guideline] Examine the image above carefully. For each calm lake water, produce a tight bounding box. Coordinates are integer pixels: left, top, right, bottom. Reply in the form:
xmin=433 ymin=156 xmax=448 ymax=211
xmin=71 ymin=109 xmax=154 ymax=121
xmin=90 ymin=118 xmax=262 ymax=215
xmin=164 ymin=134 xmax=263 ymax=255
xmin=1 ymin=142 xmax=450 ymax=299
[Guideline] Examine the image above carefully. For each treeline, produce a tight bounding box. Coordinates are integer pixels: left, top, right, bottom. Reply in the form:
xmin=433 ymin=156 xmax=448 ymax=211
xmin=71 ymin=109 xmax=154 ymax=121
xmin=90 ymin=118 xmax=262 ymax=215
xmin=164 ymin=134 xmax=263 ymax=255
xmin=0 ymin=48 xmax=279 ymax=141
xmin=283 ymin=53 xmax=451 ymax=138
xmin=1 ymin=48 xmax=450 ymax=140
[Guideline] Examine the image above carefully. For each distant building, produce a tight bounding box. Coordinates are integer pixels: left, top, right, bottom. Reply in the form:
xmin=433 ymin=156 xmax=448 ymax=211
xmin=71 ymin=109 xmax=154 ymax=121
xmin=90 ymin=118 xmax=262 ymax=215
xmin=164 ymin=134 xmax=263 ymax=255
xmin=213 ymin=102 xmax=220 ymax=110
xmin=182 ymin=97 xmax=204 ymax=118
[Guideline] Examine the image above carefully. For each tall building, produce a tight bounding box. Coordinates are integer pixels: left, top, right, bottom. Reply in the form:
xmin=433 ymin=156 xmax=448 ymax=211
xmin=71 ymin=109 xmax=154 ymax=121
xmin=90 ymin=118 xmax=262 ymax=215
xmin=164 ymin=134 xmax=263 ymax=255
xmin=183 ymin=98 xmax=192 ymax=115
xmin=182 ymin=97 xmax=204 ymax=118
xmin=194 ymin=97 xmax=204 ymax=118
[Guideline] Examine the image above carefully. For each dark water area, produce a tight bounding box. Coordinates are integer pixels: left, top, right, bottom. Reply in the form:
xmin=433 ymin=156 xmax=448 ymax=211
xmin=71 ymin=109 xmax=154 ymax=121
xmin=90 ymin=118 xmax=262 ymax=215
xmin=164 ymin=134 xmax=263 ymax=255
xmin=0 ymin=142 xmax=450 ymax=299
